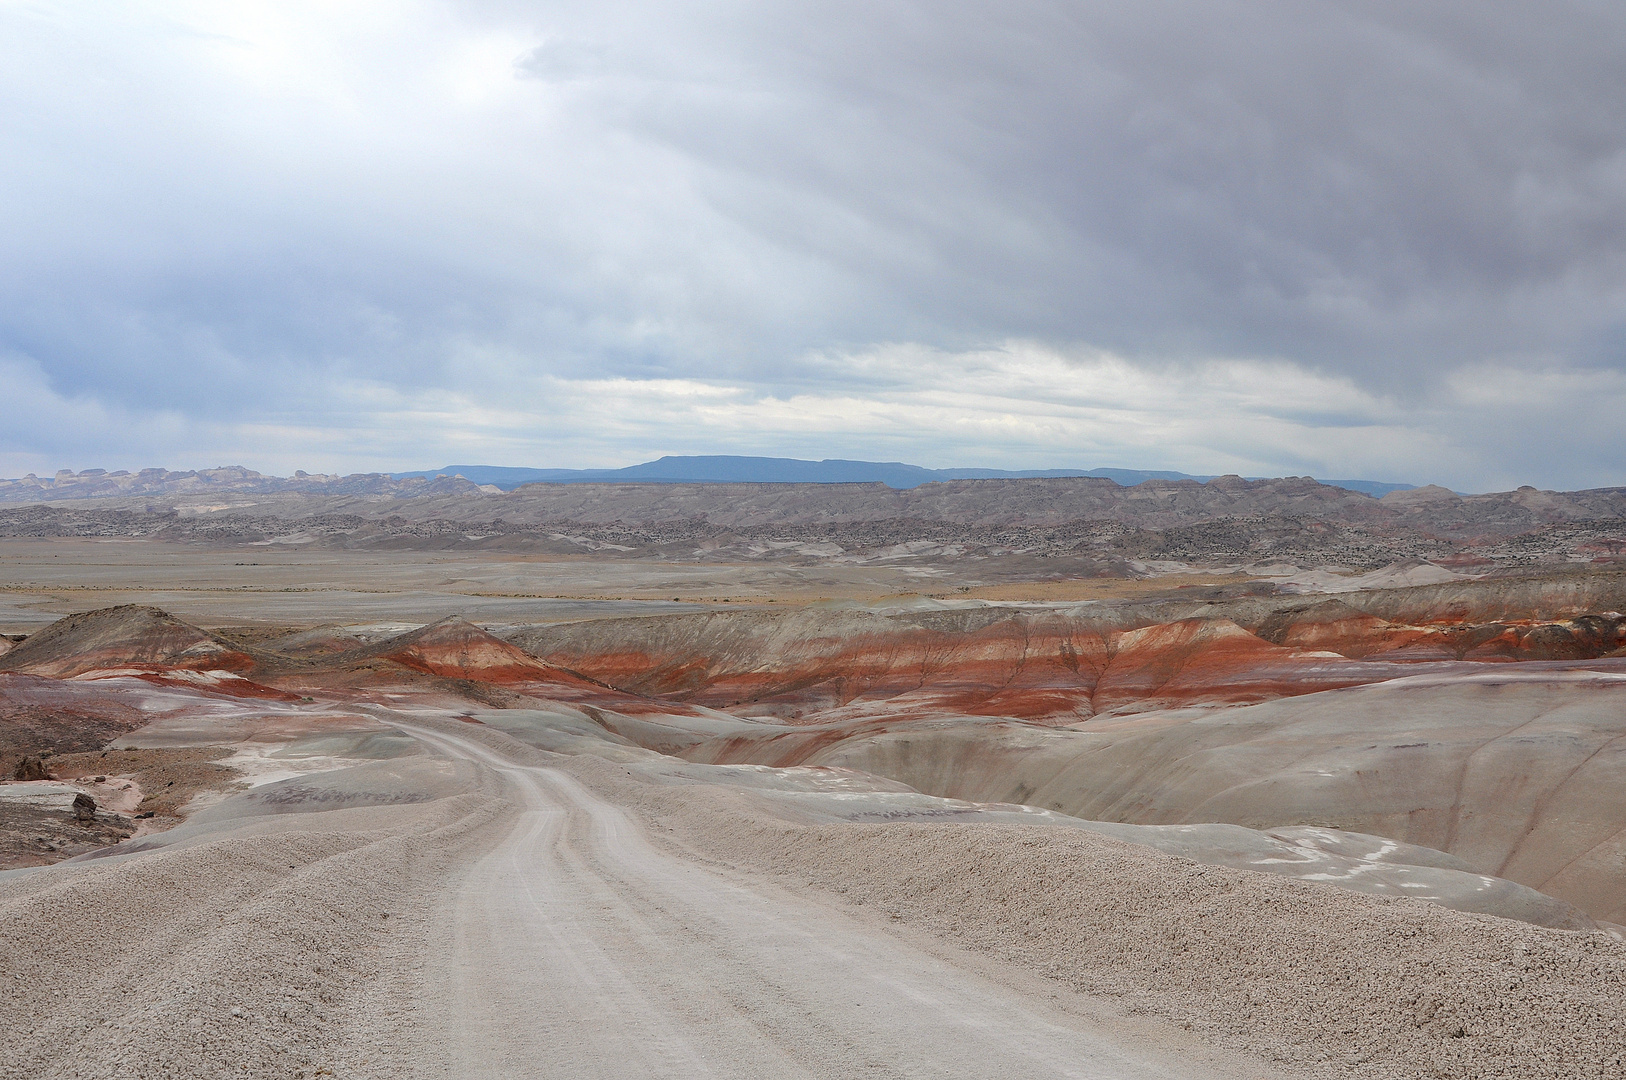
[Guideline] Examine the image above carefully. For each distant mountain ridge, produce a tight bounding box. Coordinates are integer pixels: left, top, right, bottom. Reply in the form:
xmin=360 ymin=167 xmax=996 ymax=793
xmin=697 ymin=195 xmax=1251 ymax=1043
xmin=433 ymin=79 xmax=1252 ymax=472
xmin=0 ymin=456 xmax=1418 ymax=502
xmin=394 ymin=455 xmax=1417 ymax=496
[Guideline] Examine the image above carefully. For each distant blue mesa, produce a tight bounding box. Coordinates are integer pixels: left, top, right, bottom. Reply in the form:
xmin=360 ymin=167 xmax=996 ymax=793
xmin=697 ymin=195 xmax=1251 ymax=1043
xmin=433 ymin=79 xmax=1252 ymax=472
xmin=393 ymin=455 xmax=1413 ymax=497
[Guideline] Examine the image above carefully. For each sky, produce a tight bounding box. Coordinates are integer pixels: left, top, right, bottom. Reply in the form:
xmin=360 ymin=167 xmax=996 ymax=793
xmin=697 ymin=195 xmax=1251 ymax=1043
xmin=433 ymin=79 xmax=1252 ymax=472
xmin=2 ymin=1 xmax=1624 ymax=492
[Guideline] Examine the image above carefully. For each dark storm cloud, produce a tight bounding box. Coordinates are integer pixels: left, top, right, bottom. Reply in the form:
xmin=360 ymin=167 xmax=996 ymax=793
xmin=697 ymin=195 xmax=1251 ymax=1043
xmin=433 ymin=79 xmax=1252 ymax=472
xmin=0 ymin=1 xmax=1623 ymax=487
xmin=573 ymin=0 xmax=1626 ymax=373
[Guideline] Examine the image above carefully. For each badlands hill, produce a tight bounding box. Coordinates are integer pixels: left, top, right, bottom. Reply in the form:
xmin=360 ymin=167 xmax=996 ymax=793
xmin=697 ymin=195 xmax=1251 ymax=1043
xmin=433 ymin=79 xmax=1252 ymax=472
xmin=3 ymin=471 xmax=1625 ymax=573
xmin=3 ymin=457 xmax=1417 ymax=497
xmin=4 ymin=477 xmax=1626 ymax=1078
xmin=0 ymin=605 xmax=260 ymax=679
xmin=6 ymin=575 xmax=1626 ymax=1077
xmin=7 ymin=580 xmax=1626 ymax=927
xmin=7 ymin=468 xmax=1626 ymax=528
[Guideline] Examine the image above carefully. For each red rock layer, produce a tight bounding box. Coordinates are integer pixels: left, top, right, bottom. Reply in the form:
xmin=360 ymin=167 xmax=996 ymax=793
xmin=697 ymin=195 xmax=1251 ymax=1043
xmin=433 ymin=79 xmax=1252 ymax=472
xmin=0 ymin=672 xmax=155 ymax=770
xmin=370 ymin=617 xmax=572 ymax=683
xmin=522 ymin=597 xmax=1626 ymax=724
xmin=279 ymin=616 xmax=674 ymax=714
xmin=529 ymin=615 xmax=1102 ymax=720
xmin=127 ymin=670 xmax=303 ymax=702
xmin=1256 ymin=600 xmax=1626 ymax=662
xmin=523 ymin=611 xmax=1448 ymax=722
xmin=1089 ymin=619 xmax=1373 ymax=714
xmin=0 ymin=606 xmax=257 ymax=679
xmin=10 ymin=602 xmax=1620 ymax=733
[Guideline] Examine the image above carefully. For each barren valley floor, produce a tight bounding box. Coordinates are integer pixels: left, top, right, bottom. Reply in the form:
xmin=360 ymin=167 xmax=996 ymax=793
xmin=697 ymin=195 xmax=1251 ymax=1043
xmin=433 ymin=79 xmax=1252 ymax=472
xmin=3 ymin=533 xmax=1626 ymax=1078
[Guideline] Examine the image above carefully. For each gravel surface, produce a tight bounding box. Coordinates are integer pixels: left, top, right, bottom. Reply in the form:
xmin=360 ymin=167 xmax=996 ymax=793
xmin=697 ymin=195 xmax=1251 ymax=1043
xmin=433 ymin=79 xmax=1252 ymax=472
xmin=560 ymin=745 xmax=1626 ymax=1079
xmin=4 ymin=717 xmax=1624 ymax=1079
xmin=399 ymin=723 xmax=1272 ymax=1079
xmin=0 ymin=793 xmax=508 ymax=1080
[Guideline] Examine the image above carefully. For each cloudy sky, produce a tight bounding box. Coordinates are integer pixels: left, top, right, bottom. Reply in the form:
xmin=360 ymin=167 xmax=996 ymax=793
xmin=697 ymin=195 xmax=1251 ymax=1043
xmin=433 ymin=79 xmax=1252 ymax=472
xmin=3 ymin=1 xmax=1624 ymax=491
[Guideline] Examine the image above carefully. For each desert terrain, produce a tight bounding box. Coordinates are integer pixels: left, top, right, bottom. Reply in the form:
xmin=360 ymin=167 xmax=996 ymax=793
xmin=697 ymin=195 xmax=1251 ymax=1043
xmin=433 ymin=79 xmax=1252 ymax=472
xmin=4 ymin=474 xmax=1626 ymax=1078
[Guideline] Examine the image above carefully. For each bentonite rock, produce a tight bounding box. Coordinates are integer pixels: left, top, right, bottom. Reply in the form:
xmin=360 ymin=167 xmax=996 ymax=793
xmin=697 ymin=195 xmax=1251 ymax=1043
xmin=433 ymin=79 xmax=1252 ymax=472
xmin=13 ymin=755 xmax=49 ymax=781
xmin=72 ymin=792 xmax=96 ymax=822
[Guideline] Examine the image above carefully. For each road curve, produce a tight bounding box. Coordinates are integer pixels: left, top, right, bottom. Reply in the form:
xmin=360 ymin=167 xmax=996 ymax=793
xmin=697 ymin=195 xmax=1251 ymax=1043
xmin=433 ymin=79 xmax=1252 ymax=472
xmin=399 ymin=724 xmax=1258 ymax=1079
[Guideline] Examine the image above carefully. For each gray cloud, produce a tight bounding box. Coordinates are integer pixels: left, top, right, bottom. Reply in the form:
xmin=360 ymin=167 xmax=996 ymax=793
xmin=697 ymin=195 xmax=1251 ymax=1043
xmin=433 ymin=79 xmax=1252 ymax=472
xmin=607 ymin=0 xmax=1626 ymax=369
xmin=1 ymin=1 xmax=1623 ymax=488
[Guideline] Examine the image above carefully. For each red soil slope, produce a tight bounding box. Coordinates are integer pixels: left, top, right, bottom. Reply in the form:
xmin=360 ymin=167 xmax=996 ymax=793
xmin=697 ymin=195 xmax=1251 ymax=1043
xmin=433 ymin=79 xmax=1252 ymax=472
xmin=513 ymin=610 xmax=1449 ymax=720
xmin=513 ymin=588 xmax=1626 ymax=721
xmin=1256 ymin=598 xmax=1626 ymax=662
xmin=0 ymin=672 xmax=155 ymax=775
xmin=272 ymin=616 xmax=662 ymax=712
xmin=0 ymin=606 xmax=257 ymax=679
xmin=369 ymin=617 xmax=574 ymax=683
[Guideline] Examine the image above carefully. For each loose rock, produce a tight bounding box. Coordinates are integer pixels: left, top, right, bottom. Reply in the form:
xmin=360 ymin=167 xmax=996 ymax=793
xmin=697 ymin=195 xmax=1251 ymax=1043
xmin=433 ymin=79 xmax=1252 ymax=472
xmin=13 ymin=756 xmax=48 ymax=781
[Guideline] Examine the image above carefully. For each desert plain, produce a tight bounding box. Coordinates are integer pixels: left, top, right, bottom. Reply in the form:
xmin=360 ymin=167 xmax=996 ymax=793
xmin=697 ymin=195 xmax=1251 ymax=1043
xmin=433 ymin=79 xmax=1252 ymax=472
xmin=3 ymin=473 xmax=1626 ymax=1079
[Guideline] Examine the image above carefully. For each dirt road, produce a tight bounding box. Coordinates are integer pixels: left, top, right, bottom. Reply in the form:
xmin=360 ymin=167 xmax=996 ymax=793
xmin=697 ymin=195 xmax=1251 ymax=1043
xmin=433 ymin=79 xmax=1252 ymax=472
xmin=0 ymin=719 xmax=1278 ymax=1079
xmin=402 ymin=724 xmax=1270 ymax=1079
xmin=10 ymin=717 xmax=1622 ymax=1078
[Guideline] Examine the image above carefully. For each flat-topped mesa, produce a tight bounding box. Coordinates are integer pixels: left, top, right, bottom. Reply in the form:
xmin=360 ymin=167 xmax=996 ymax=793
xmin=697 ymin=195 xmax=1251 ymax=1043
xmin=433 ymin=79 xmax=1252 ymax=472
xmin=0 ymin=605 xmax=257 ymax=679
